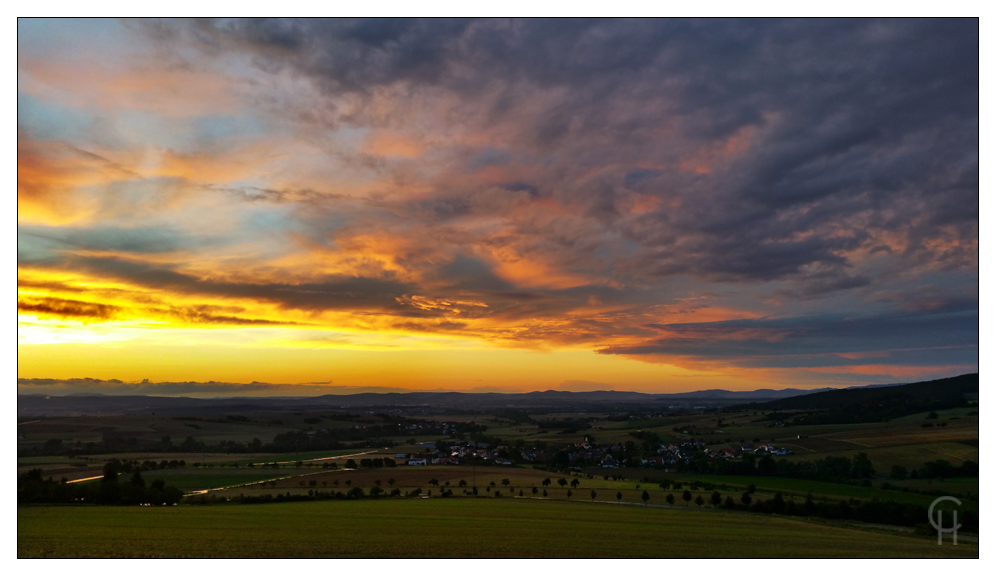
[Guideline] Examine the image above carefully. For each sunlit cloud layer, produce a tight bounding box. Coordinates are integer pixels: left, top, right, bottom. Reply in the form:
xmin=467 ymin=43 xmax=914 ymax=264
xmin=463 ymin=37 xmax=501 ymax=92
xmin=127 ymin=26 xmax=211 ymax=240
xmin=17 ymin=18 xmax=978 ymax=393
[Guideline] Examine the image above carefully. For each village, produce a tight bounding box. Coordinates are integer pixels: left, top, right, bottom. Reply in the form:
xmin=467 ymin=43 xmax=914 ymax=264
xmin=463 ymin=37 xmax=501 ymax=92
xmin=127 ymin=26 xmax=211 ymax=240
xmin=398 ymin=434 xmax=794 ymax=469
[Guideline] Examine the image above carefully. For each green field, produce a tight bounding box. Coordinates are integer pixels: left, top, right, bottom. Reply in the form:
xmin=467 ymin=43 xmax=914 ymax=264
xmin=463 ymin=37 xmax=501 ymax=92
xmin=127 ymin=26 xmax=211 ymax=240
xmin=639 ymin=473 xmax=974 ymax=510
xmin=132 ymin=469 xmax=295 ymax=491
xmin=18 ymin=499 xmax=975 ymax=558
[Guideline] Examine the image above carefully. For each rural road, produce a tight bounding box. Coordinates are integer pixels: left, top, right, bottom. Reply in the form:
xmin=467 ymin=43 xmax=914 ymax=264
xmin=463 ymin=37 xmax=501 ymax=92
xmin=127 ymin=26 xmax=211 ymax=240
xmin=59 ymin=449 xmax=382 ymax=489
xmin=248 ymin=449 xmax=379 ymax=466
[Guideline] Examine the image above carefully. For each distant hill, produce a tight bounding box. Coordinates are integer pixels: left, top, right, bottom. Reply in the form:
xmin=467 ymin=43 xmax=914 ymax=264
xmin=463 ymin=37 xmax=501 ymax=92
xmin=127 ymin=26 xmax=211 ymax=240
xmin=736 ymin=373 xmax=978 ymax=424
xmin=17 ymin=379 xmax=931 ymax=418
xmin=17 ymin=385 xmax=834 ymax=417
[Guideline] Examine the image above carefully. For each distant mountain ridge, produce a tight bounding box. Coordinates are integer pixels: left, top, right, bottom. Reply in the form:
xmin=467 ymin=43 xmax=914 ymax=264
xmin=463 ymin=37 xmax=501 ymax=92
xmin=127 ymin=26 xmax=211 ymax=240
xmin=733 ymin=373 xmax=978 ymax=425
xmin=17 ymin=381 xmax=907 ymax=417
xmin=739 ymin=373 xmax=977 ymax=411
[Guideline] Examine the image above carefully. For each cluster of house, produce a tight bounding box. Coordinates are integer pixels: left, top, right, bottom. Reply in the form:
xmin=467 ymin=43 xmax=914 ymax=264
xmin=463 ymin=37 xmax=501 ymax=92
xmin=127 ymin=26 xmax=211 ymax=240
xmin=400 ymin=440 xmax=517 ymax=466
xmin=401 ymin=422 xmax=451 ymax=434
xmin=664 ymin=441 xmax=793 ymax=463
xmin=398 ymin=437 xmax=793 ymax=469
xmin=563 ymin=440 xmax=794 ymax=469
xmin=736 ymin=443 xmax=793 ymax=457
xmin=563 ymin=442 xmax=628 ymax=468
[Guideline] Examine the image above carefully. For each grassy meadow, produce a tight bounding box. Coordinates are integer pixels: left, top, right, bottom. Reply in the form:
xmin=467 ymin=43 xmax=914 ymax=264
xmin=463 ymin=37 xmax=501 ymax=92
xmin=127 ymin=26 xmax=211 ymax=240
xmin=18 ymin=498 xmax=976 ymax=558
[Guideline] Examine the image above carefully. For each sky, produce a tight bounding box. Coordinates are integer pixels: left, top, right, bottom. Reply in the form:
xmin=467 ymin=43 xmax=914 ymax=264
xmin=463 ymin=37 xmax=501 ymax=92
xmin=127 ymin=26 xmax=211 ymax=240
xmin=16 ymin=18 xmax=979 ymax=396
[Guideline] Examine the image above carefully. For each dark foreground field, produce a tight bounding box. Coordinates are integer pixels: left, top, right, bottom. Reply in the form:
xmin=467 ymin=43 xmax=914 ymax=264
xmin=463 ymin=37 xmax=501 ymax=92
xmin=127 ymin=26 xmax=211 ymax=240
xmin=18 ymin=499 xmax=976 ymax=558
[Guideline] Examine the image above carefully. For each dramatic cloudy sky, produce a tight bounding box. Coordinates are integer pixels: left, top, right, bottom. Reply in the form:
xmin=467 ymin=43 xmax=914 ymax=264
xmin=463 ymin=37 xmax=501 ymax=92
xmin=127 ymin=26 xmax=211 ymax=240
xmin=16 ymin=18 xmax=978 ymax=395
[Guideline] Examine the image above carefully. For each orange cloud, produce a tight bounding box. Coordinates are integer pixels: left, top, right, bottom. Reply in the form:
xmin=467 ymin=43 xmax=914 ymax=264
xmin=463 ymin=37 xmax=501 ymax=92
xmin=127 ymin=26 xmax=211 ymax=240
xmin=19 ymin=56 xmax=239 ymax=117
xmin=17 ymin=137 xmax=133 ymax=223
xmin=678 ymin=125 xmax=756 ymax=174
xmin=362 ymin=131 xmax=426 ymax=158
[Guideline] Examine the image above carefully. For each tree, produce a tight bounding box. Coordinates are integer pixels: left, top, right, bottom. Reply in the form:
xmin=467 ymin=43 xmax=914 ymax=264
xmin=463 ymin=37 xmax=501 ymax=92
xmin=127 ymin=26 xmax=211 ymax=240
xmin=740 ymin=491 xmax=752 ymax=506
xmin=501 ymin=478 xmax=510 ymax=488
xmin=181 ymin=436 xmax=199 ymax=451
xmin=558 ymin=478 xmax=568 ymax=488
xmin=458 ymin=479 xmax=467 ymax=487
xmin=682 ymin=490 xmax=692 ymax=506
xmin=345 ymin=459 xmax=357 ymax=469
xmin=851 ymin=452 xmax=875 ymax=479
xmin=710 ymin=491 xmax=722 ymax=507
xmin=570 ymin=478 xmax=580 ymax=488
xmin=130 ymin=470 xmax=145 ymax=487
xmin=591 ymin=490 xmax=597 ymax=500
xmin=532 ymin=487 xmax=538 ymax=495
xmin=102 ymin=461 xmax=119 ymax=483
xmin=642 ymin=490 xmax=650 ymax=505
xmin=388 ymin=478 xmax=396 ymax=487
xmin=566 ymin=489 xmax=572 ymax=498
xmin=616 ymin=491 xmax=622 ymax=501
xmin=519 ymin=490 xmax=523 ymax=497
xmin=665 ymin=493 xmax=675 ymax=507
xmin=695 ymin=494 xmax=704 ymax=507
xmin=542 ymin=478 xmax=551 ymax=487
xmin=542 ymin=489 xmax=548 ymax=497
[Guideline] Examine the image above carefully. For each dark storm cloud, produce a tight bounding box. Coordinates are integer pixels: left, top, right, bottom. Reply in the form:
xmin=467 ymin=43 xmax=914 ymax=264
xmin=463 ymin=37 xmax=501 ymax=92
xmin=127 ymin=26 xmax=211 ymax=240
xmin=17 ymin=295 xmax=298 ymax=326
xmin=153 ymin=304 xmax=297 ymax=326
xmin=17 ymin=297 xmax=121 ymax=321
xmin=56 ymin=255 xmax=420 ymax=314
xmin=166 ymin=17 xmax=978 ymax=289
xmin=598 ymin=306 xmax=978 ymax=368
xmin=392 ymin=320 xmax=468 ymax=332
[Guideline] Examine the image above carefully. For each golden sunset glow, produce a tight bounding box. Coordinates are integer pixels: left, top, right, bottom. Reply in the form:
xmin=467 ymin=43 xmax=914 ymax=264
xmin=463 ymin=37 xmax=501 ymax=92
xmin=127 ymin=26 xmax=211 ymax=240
xmin=17 ymin=19 xmax=978 ymax=396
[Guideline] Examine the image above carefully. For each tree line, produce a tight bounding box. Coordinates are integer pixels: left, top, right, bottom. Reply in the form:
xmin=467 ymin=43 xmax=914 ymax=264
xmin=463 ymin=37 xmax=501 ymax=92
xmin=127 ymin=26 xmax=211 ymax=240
xmin=18 ymin=462 xmax=183 ymax=506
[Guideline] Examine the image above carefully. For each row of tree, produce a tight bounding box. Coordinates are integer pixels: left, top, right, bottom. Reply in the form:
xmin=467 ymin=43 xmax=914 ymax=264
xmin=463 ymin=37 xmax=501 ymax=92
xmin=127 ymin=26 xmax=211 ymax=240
xmin=890 ymin=459 xmax=979 ymax=479
xmin=344 ymin=458 xmax=398 ymax=469
xmin=671 ymin=452 xmax=877 ymax=483
xmin=715 ymin=490 xmax=979 ymax=534
xmin=18 ymin=466 xmax=183 ymax=506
